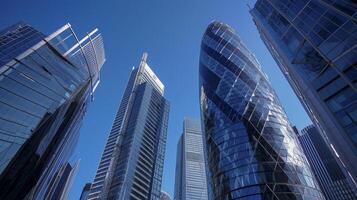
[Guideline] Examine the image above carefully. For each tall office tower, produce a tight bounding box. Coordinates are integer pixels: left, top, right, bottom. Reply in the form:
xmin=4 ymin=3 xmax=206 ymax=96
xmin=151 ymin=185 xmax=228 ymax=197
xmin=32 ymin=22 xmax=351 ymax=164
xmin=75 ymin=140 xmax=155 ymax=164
xmin=174 ymin=118 xmax=208 ymax=200
xmin=250 ymin=0 xmax=357 ymax=183
xmin=199 ymin=21 xmax=324 ymax=199
xmin=160 ymin=191 xmax=171 ymax=200
xmin=296 ymin=125 xmax=357 ymax=199
xmin=87 ymin=53 xmax=170 ymax=200
xmin=0 ymin=22 xmax=105 ymax=199
xmin=45 ymin=161 xmax=80 ymax=200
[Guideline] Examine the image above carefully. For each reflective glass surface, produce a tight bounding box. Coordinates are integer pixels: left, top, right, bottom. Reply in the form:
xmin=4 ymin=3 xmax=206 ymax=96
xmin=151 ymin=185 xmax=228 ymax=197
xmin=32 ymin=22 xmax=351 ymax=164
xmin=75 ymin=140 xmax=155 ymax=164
xmin=0 ymin=23 xmax=105 ymax=199
xmin=174 ymin=118 xmax=208 ymax=200
xmin=88 ymin=54 xmax=169 ymax=200
xmin=199 ymin=22 xmax=324 ymax=199
xmin=297 ymin=125 xmax=357 ymax=199
xmin=251 ymin=0 xmax=357 ymax=184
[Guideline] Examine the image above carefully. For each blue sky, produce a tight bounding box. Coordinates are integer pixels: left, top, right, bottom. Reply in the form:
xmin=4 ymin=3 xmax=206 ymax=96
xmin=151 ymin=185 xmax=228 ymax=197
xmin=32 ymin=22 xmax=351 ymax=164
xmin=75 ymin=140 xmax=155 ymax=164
xmin=1 ymin=0 xmax=311 ymax=199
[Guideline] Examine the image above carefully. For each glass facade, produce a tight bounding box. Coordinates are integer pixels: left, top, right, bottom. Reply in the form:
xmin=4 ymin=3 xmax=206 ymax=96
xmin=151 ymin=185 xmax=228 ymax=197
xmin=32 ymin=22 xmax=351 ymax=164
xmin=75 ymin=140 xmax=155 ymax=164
xmin=44 ymin=161 xmax=80 ymax=200
xmin=88 ymin=53 xmax=170 ymax=200
xmin=296 ymin=125 xmax=357 ymax=199
xmin=199 ymin=21 xmax=324 ymax=199
xmin=174 ymin=118 xmax=208 ymax=200
xmin=0 ymin=22 xmax=105 ymax=199
xmin=251 ymin=0 xmax=357 ymax=183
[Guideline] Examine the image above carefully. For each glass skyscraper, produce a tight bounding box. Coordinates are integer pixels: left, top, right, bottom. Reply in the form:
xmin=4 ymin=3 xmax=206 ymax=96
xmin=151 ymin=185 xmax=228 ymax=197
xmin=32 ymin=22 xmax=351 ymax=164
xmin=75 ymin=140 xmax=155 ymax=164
xmin=296 ymin=125 xmax=357 ymax=199
xmin=250 ymin=0 xmax=357 ymax=183
xmin=174 ymin=118 xmax=208 ymax=200
xmin=87 ymin=53 xmax=170 ymax=200
xmin=199 ymin=21 xmax=324 ymax=199
xmin=45 ymin=161 xmax=80 ymax=200
xmin=0 ymin=22 xmax=105 ymax=199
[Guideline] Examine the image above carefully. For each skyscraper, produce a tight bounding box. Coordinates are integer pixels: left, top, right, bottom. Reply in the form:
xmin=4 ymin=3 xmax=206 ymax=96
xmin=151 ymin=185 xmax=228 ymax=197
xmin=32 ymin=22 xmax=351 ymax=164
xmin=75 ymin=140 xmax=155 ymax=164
xmin=45 ymin=161 xmax=80 ymax=200
xmin=87 ymin=53 xmax=170 ymax=200
xmin=250 ymin=0 xmax=357 ymax=183
xmin=174 ymin=118 xmax=208 ymax=200
xmin=199 ymin=21 xmax=324 ymax=199
xmin=296 ymin=125 xmax=357 ymax=199
xmin=0 ymin=22 xmax=105 ymax=199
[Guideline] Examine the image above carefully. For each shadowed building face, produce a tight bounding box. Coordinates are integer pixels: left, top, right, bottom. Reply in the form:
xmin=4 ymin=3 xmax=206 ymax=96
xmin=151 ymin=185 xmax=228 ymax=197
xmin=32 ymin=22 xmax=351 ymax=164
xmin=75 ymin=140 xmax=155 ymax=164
xmin=296 ymin=125 xmax=357 ymax=199
xmin=250 ymin=0 xmax=357 ymax=184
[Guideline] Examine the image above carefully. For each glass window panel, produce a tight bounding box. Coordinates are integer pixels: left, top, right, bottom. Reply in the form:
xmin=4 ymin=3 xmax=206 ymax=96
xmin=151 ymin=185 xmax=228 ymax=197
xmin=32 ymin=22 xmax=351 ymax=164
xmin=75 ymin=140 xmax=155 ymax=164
xmin=333 ymin=1 xmax=357 ymax=16
xmin=283 ymin=27 xmax=304 ymax=54
xmin=335 ymin=50 xmax=357 ymax=71
xmin=293 ymin=41 xmax=328 ymax=80
xmin=308 ymin=30 xmax=324 ymax=46
xmin=326 ymin=87 xmax=357 ymax=112
xmin=319 ymin=77 xmax=349 ymax=100
xmin=344 ymin=66 xmax=357 ymax=82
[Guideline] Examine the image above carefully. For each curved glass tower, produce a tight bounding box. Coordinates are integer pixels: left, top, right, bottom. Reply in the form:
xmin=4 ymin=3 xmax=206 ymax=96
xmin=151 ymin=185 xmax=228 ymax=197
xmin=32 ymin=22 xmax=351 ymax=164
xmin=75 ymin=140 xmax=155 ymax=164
xmin=199 ymin=21 xmax=324 ymax=199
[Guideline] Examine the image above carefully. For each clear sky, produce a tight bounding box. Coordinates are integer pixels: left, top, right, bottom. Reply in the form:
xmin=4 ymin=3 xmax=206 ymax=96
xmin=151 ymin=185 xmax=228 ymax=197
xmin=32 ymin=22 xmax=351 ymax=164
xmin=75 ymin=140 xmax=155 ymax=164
xmin=1 ymin=0 xmax=312 ymax=199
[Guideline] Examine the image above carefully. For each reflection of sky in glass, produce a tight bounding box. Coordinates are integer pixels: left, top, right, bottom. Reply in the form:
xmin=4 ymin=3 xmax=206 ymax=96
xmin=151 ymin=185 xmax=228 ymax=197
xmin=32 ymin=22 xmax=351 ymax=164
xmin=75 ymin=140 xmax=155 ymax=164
xmin=199 ymin=21 xmax=324 ymax=199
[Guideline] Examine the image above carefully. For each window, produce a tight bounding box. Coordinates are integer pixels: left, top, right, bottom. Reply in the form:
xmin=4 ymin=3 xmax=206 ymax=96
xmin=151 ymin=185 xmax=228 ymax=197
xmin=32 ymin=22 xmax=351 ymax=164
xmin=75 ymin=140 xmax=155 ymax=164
xmin=292 ymin=40 xmax=328 ymax=80
xmin=344 ymin=66 xmax=357 ymax=83
xmin=283 ymin=27 xmax=303 ymax=54
xmin=332 ymin=1 xmax=357 ymax=16
xmin=268 ymin=11 xmax=290 ymax=36
xmin=335 ymin=50 xmax=357 ymax=71
xmin=326 ymin=87 xmax=356 ymax=112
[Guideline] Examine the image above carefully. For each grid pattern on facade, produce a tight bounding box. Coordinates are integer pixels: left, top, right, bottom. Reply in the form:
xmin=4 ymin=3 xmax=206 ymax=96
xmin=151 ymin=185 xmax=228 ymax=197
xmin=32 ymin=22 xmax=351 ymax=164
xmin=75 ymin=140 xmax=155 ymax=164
xmin=297 ymin=125 xmax=357 ymax=199
xmin=0 ymin=23 xmax=105 ymax=200
xmin=251 ymin=0 xmax=357 ymax=182
xmin=199 ymin=21 xmax=324 ymax=200
xmin=174 ymin=118 xmax=208 ymax=200
xmin=88 ymin=54 xmax=169 ymax=200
